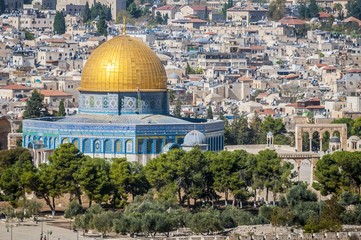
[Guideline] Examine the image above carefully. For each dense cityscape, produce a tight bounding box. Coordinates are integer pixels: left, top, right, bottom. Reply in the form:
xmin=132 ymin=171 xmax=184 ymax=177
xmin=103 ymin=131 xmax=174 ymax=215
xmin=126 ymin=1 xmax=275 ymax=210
xmin=1 ymin=0 xmax=361 ymax=239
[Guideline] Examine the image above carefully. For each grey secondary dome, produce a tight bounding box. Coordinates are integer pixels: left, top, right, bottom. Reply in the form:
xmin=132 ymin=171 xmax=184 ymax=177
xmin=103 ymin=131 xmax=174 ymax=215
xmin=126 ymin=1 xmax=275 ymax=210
xmin=330 ymin=136 xmax=340 ymax=143
xmin=183 ymin=130 xmax=207 ymax=146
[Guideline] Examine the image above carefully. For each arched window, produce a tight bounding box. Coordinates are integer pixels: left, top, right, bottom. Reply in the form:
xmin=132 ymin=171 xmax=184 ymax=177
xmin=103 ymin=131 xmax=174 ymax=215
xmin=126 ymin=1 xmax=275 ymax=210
xmin=54 ymin=137 xmax=58 ymax=148
xmin=104 ymin=139 xmax=112 ymax=153
xmin=156 ymin=140 xmax=162 ymax=154
xmin=115 ymin=140 xmax=122 ymax=153
xmin=126 ymin=140 xmax=133 ymax=153
xmin=147 ymin=140 xmax=152 ymax=154
xmin=72 ymin=139 xmax=79 ymax=149
xmin=48 ymin=137 xmax=53 ymax=149
xmin=83 ymin=139 xmax=91 ymax=152
xmin=62 ymin=138 xmax=68 ymax=144
xmin=94 ymin=139 xmax=101 ymax=153
xmin=138 ymin=139 xmax=144 ymax=154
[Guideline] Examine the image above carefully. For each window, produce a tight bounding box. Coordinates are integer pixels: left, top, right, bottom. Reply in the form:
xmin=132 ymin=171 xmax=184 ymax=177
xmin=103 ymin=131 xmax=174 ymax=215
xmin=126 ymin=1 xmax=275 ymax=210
xmin=94 ymin=139 xmax=101 ymax=152
xmin=104 ymin=139 xmax=111 ymax=153
xmin=115 ymin=140 xmax=122 ymax=153
xmin=126 ymin=140 xmax=133 ymax=153
xmin=72 ymin=139 xmax=79 ymax=149
xmin=83 ymin=139 xmax=90 ymax=152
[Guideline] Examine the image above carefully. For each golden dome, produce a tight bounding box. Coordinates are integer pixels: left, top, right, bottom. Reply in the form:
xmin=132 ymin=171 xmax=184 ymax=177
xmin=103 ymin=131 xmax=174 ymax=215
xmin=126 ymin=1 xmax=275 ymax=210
xmin=80 ymin=36 xmax=167 ymax=92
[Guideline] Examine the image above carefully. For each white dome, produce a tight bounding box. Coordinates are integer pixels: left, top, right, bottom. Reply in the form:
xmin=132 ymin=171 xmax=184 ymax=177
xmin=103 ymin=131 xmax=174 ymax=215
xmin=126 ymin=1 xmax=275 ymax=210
xmin=183 ymin=130 xmax=206 ymax=146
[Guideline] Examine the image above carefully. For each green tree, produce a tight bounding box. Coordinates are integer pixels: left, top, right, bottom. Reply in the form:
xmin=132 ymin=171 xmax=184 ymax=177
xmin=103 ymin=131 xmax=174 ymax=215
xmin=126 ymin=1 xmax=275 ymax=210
xmin=29 ymin=163 xmax=62 ymax=216
xmin=82 ymin=1 xmax=91 ymax=22
xmin=177 ymin=148 xmax=211 ymax=207
xmin=210 ymin=151 xmax=236 ymax=205
xmin=189 ymin=208 xmax=223 ymax=235
xmin=64 ymin=200 xmax=84 ymax=218
xmin=185 ymin=62 xmax=196 ymax=74
xmin=48 ymin=143 xmax=85 ymax=206
xmin=173 ymin=100 xmax=182 ymax=117
xmin=260 ymin=116 xmax=287 ymax=144
xmin=332 ymin=118 xmax=354 ymax=137
xmin=53 ymin=11 xmax=66 ymax=34
xmin=0 ymin=148 xmax=36 ymax=206
xmin=75 ymin=157 xmax=112 ymax=207
xmin=0 ymin=148 xmax=32 ymax=172
xmin=268 ymin=0 xmax=286 ymax=20
xmin=207 ymin=106 xmax=213 ymax=119
xmin=235 ymin=114 xmax=253 ymax=144
xmin=73 ymin=204 xmax=104 ymax=235
xmin=163 ymin=13 xmax=169 ymax=24
xmin=57 ymin=99 xmax=66 ymax=116
xmin=110 ymin=158 xmax=150 ymax=205
xmin=92 ymin=211 xmax=115 ymax=238
xmin=128 ymin=2 xmax=142 ymax=18
xmin=314 ymin=153 xmax=343 ymax=196
xmin=96 ymin=10 xmax=108 ymax=36
xmin=352 ymin=117 xmax=361 ymax=137
xmin=308 ymin=0 xmax=319 ymax=18
xmin=346 ymin=0 xmax=361 ymax=20
xmin=24 ymin=30 xmax=35 ymax=40
xmin=298 ymin=2 xmax=309 ymax=19
xmin=249 ymin=113 xmax=262 ymax=143
xmin=23 ymin=90 xmax=48 ymax=119
xmin=221 ymin=0 xmax=233 ymax=18
xmin=286 ymin=183 xmax=317 ymax=207
xmin=105 ymin=6 xmax=112 ymax=21
xmin=253 ymin=149 xmax=292 ymax=202
xmin=155 ymin=11 xmax=163 ymax=24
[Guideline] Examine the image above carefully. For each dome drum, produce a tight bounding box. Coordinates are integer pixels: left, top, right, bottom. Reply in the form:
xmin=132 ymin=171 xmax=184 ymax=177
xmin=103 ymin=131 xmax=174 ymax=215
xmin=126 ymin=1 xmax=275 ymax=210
xmin=79 ymin=91 xmax=169 ymax=115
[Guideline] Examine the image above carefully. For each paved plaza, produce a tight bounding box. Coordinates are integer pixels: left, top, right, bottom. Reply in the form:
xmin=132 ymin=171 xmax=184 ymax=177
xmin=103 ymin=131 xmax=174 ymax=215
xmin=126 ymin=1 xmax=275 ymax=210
xmin=0 ymin=219 xmax=96 ymax=240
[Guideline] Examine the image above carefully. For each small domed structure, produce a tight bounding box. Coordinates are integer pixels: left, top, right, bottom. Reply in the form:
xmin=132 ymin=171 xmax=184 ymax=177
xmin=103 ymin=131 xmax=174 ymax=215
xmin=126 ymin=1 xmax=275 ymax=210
xmin=330 ymin=136 xmax=340 ymax=143
xmin=266 ymin=131 xmax=274 ymax=149
xmin=182 ymin=130 xmax=208 ymax=152
xmin=329 ymin=135 xmax=341 ymax=152
xmin=347 ymin=135 xmax=361 ymax=151
xmin=183 ymin=130 xmax=206 ymax=146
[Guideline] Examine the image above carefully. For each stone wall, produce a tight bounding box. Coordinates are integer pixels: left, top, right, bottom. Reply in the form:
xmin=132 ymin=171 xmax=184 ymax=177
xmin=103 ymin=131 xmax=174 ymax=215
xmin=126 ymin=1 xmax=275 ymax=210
xmin=142 ymin=232 xmax=361 ymax=240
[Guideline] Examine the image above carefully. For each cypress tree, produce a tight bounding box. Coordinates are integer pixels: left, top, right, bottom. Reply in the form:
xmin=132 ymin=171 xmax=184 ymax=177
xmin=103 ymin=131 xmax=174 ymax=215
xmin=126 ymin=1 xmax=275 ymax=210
xmin=57 ymin=100 xmax=66 ymax=116
xmin=105 ymin=6 xmax=112 ymax=21
xmin=173 ymin=101 xmax=182 ymax=117
xmin=0 ymin=0 xmax=5 ymax=15
xmin=24 ymin=90 xmax=48 ymax=119
xmin=207 ymin=106 xmax=213 ymax=120
xmin=96 ymin=10 xmax=108 ymax=36
xmin=82 ymin=2 xmax=91 ymax=22
xmin=53 ymin=11 xmax=66 ymax=34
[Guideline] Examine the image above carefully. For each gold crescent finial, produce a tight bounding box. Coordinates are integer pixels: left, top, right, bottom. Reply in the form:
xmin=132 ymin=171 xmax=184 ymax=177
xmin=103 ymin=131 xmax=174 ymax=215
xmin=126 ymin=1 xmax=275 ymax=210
xmin=122 ymin=12 xmax=126 ymax=35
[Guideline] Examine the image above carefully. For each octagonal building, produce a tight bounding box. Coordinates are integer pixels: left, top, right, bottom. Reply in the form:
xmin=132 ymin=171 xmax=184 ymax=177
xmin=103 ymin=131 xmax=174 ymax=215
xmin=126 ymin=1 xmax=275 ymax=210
xmin=22 ymin=36 xmax=224 ymax=165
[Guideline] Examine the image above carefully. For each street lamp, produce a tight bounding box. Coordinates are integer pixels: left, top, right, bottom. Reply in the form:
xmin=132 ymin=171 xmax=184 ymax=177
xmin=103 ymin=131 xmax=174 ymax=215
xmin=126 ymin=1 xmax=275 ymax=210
xmin=5 ymin=223 xmax=13 ymax=240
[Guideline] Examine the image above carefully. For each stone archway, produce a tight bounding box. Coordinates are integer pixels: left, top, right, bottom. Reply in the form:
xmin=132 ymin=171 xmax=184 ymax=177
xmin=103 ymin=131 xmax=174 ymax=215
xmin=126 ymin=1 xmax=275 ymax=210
xmin=295 ymin=124 xmax=347 ymax=152
xmin=279 ymin=153 xmax=320 ymax=184
xmin=0 ymin=116 xmax=11 ymax=150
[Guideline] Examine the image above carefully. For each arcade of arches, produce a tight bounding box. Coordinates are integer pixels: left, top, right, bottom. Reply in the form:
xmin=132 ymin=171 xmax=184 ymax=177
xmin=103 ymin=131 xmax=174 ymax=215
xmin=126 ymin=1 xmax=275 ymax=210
xmin=295 ymin=124 xmax=347 ymax=152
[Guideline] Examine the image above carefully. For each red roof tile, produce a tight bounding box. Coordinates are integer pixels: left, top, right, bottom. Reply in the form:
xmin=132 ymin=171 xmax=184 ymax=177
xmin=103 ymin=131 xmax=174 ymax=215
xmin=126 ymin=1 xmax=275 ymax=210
xmin=156 ymin=5 xmax=176 ymax=10
xmin=0 ymin=84 xmax=32 ymax=90
xmin=279 ymin=16 xmax=306 ymax=25
xmin=40 ymin=90 xmax=72 ymax=97
xmin=190 ymin=5 xmax=207 ymax=11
